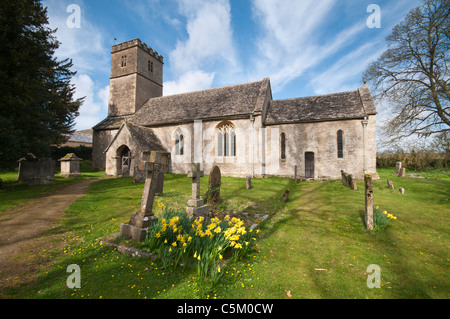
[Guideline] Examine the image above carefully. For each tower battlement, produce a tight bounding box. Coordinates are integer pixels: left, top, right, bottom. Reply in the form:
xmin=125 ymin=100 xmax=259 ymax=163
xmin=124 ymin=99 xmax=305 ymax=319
xmin=112 ymin=38 xmax=164 ymax=63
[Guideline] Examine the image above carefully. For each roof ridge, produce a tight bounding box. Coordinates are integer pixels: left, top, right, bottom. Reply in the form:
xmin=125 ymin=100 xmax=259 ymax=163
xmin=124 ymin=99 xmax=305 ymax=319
xmin=147 ymin=78 xmax=267 ymax=101
xmin=272 ymin=89 xmax=359 ymax=103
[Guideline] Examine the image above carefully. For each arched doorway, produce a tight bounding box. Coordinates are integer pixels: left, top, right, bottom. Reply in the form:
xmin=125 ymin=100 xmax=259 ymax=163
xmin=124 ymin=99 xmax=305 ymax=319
xmin=118 ymin=145 xmax=131 ymax=176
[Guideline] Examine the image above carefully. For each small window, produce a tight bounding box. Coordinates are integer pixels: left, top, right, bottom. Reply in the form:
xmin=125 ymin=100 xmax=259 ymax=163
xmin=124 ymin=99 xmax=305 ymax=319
xmin=280 ymin=133 xmax=286 ymax=160
xmin=148 ymin=61 xmax=153 ymax=72
xmin=337 ymin=130 xmax=343 ymax=158
xmin=175 ymin=133 xmax=184 ymax=155
xmin=217 ymin=132 xmax=223 ymax=156
xmin=121 ymin=55 xmax=127 ymax=67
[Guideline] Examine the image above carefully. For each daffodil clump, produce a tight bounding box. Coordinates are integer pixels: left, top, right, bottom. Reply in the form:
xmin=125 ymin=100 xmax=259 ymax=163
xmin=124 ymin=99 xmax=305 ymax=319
xmin=143 ymin=202 xmax=258 ymax=283
xmin=373 ymin=206 xmax=398 ymax=231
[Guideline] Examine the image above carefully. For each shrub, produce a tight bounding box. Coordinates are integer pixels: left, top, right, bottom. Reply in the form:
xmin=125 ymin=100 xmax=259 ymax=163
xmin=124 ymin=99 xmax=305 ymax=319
xmin=373 ymin=206 xmax=397 ymax=231
xmin=143 ymin=200 xmax=258 ymax=283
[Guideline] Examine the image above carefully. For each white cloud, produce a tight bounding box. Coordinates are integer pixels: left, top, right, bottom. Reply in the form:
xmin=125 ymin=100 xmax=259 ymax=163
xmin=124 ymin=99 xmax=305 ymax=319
xmin=310 ymin=42 xmax=385 ymax=95
xmin=250 ymin=0 xmax=375 ymax=93
xmin=164 ymin=70 xmax=215 ymax=96
xmin=45 ymin=0 xmax=110 ymax=130
xmin=165 ymin=0 xmax=238 ymax=95
xmin=71 ymin=74 xmax=109 ymax=130
xmin=45 ymin=0 xmax=109 ymax=74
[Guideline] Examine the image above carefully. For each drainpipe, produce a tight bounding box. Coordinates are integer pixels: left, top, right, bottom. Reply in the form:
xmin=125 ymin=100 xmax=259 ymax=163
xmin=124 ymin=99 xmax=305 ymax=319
xmin=362 ymin=116 xmax=369 ymax=174
xmin=250 ymin=115 xmax=255 ymax=178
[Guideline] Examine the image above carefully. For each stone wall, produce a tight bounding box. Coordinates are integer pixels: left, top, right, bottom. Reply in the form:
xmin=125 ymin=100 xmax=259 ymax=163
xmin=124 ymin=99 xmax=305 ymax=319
xmin=95 ymin=115 xmax=377 ymax=180
xmin=92 ymin=129 xmax=117 ymax=171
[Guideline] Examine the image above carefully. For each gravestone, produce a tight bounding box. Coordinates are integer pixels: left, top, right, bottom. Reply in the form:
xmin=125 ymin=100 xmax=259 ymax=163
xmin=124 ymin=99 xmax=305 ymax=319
xmin=282 ymin=189 xmax=290 ymax=202
xmin=364 ymin=174 xmax=374 ymax=230
xmin=341 ymin=170 xmax=357 ymax=190
xmin=246 ymin=176 xmax=252 ymax=189
xmin=59 ymin=153 xmax=82 ymax=177
xmin=120 ymin=151 xmax=169 ymax=242
xmin=17 ymin=153 xmax=55 ymax=185
xmin=207 ymin=165 xmax=221 ymax=204
xmin=399 ymin=168 xmax=406 ymax=177
xmin=186 ymin=163 xmax=209 ymax=218
xmin=387 ymin=179 xmax=394 ymax=189
xmin=399 ymin=187 xmax=405 ymax=195
xmin=396 ymin=162 xmax=402 ymax=175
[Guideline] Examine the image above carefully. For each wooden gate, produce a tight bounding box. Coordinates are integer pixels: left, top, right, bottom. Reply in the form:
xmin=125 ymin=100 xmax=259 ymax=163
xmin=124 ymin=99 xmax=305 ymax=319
xmin=120 ymin=147 xmax=131 ymax=175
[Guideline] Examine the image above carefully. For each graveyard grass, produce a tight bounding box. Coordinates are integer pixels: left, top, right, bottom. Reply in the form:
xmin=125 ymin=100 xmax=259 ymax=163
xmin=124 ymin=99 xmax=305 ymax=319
xmin=2 ymin=168 xmax=449 ymax=299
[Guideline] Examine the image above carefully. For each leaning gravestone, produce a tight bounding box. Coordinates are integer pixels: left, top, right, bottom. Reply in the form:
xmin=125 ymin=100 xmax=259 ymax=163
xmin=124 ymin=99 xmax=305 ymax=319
xmin=207 ymin=165 xmax=221 ymax=204
xmin=341 ymin=170 xmax=357 ymax=190
xmin=120 ymin=151 xmax=169 ymax=242
xmin=387 ymin=179 xmax=394 ymax=190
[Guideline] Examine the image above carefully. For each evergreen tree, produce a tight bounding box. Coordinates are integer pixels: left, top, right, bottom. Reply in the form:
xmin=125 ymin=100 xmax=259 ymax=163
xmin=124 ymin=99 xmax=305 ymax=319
xmin=0 ymin=0 xmax=83 ymax=162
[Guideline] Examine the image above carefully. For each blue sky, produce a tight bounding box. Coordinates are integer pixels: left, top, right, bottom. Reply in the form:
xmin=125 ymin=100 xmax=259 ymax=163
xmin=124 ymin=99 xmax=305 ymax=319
xmin=44 ymin=0 xmax=420 ymax=131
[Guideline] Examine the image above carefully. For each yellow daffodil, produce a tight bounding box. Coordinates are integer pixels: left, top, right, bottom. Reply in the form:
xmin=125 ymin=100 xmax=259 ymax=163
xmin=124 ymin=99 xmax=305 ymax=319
xmin=219 ymin=254 xmax=223 ymax=260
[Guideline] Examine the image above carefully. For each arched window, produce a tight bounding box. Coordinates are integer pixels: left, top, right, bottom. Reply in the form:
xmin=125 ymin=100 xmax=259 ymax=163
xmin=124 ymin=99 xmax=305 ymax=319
xmin=280 ymin=133 xmax=286 ymax=160
xmin=337 ymin=130 xmax=343 ymax=158
xmin=217 ymin=122 xmax=236 ymax=157
xmin=121 ymin=55 xmax=127 ymax=67
xmin=175 ymin=129 xmax=184 ymax=155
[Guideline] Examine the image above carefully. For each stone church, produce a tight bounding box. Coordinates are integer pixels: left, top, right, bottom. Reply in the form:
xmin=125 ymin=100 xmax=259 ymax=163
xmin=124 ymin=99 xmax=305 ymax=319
xmin=92 ymin=38 xmax=377 ymax=181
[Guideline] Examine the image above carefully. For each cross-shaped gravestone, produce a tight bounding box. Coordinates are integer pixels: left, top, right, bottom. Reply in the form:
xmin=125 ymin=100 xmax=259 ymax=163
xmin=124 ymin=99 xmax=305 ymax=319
xmin=186 ymin=163 xmax=209 ymax=217
xmin=120 ymin=151 xmax=169 ymax=242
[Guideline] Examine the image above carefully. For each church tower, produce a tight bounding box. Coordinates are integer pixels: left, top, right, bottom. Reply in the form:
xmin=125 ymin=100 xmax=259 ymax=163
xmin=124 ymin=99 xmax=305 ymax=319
xmin=108 ymin=38 xmax=163 ymax=117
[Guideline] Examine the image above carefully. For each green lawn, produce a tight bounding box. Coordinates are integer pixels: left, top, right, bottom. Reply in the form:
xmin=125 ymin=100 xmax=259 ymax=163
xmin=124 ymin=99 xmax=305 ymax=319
xmin=2 ymin=168 xmax=449 ymax=299
xmin=0 ymin=163 xmax=105 ymax=213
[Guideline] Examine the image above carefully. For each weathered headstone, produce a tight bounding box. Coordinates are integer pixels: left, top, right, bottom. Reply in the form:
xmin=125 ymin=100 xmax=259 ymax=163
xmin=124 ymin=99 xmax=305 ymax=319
xmin=282 ymin=189 xmax=290 ymax=202
xmin=120 ymin=151 xmax=169 ymax=242
xmin=399 ymin=187 xmax=405 ymax=195
xmin=186 ymin=163 xmax=209 ymax=218
xmin=207 ymin=165 xmax=221 ymax=204
xmin=364 ymin=174 xmax=374 ymax=230
xmin=59 ymin=153 xmax=82 ymax=177
xmin=341 ymin=170 xmax=357 ymax=190
xmin=246 ymin=176 xmax=252 ymax=189
xmin=399 ymin=167 xmax=406 ymax=177
xmin=387 ymin=179 xmax=394 ymax=190
xmin=396 ymin=162 xmax=402 ymax=176
xmin=17 ymin=153 xmax=55 ymax=185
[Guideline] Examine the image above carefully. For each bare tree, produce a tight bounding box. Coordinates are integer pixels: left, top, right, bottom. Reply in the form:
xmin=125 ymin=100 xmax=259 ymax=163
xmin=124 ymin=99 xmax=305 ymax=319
xmin=364 ymin=0 xmax=450 ymax=141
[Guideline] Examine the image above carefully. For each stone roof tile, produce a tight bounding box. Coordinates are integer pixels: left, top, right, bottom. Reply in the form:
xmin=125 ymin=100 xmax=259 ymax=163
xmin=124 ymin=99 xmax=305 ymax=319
xmin=264 ymin=87 xmax=376 ymax=125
